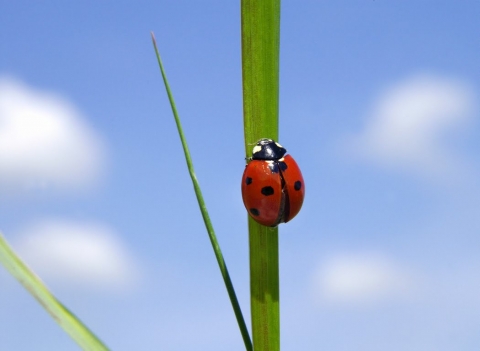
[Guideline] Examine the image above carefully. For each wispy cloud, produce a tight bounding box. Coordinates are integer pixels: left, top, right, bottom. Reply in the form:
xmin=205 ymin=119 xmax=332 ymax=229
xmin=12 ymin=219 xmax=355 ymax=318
xmin=14 ymin=219 xmax=140 ymax=291
xmin=0 ymin=77 xmax=106 ymax=193
xmin=345 ymin=74 xmax=477 ymax=183
xmin=312 ymin=252 xmax=413 ymax=306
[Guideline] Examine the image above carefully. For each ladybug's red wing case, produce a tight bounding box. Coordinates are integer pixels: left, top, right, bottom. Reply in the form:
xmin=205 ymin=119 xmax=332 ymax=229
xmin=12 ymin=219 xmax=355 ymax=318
xmin=241 ymin=138 xmax=305 ymax=227
xmin=280 ymin=155 xmax=305 ymax=223
xmin=241 ymin=160 xmax=283 ymax=227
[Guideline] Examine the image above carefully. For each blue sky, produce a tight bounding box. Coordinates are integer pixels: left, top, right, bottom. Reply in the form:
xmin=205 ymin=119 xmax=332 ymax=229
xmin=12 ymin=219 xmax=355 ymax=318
xmin=1 ymin=1 xmax=480 ymax=350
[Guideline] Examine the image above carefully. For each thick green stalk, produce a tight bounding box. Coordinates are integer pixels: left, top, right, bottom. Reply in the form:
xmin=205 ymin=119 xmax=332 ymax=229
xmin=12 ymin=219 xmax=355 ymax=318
xmin=151 ymin=33 xmax=252 ymax=351
xmin=241 ymin=1 xmax=281 ymax=350
xmin=0 ymin=233 xmax=109 ymax=351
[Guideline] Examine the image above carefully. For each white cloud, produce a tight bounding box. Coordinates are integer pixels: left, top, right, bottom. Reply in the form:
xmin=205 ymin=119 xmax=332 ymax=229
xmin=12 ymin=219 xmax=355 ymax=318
xmin=0 ymin=77 xmax=105 ymax=192
xmin=312 ymin=252 xmax=413 ymax=306
xmin=14 ymin=219 xmax=140 ymax=290
xmin=347 ymin=74 xmax=476 ymax=182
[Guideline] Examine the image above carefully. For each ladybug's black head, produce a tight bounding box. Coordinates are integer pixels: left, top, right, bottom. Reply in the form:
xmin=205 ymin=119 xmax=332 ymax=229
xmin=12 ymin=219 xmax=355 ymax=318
xmin=252 ymin=138 xmax=287 ymax=160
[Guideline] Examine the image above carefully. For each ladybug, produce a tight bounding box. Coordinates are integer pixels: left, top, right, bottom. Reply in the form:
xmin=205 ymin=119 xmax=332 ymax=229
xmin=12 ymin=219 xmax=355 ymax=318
xmin=241 ymin=138 xmax=305 ymax=227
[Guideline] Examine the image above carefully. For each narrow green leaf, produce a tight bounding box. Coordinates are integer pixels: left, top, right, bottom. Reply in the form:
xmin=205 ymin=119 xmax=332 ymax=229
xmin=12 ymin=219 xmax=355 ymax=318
xmin=241 ymin=1 xmax=281 ymax=350
xmin=151 ymin=33 xmax=253 ymax=351
xmin=0 ymin=233 xmax=109 ymax=351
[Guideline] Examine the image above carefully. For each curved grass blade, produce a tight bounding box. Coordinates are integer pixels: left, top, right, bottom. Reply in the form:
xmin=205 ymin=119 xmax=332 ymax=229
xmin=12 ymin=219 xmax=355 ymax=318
xmin=151 ymin=32 xmax=253 ymax=351
xmin=0 ymin=233 xmax=109 ymax=351
xmin=241 ymin=0 xmax=281 ymax=350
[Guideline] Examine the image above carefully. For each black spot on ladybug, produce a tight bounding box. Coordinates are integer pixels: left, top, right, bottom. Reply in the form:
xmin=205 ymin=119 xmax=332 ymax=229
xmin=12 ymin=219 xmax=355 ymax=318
xmin=250 ymin=208 xmax=260 ymax=216
xmin=261 ymin=186 xmax=274 ymax=196
xmin=279 ymin=162 xmax=288 ymax=171
xmin=245 ymin=177 xmax=252 ymax=185
xmin=294 ymin=181 xmax=302 ymax=191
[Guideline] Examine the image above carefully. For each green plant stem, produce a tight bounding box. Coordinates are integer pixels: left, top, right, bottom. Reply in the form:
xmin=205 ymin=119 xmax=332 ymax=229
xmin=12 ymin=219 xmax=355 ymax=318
xmin=0 ymin=233 xmax=109 ymax=351
xmin=151 ymin=33 xmax=252 ymax=351
xmin=241 ymin=1 xmax=281 ymax=350
xmin=248 ymin=220 xmax=280 ymax=351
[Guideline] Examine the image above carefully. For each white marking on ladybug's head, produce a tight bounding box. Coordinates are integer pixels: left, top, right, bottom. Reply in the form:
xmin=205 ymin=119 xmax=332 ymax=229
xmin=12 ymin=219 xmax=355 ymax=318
xmin=266 ymin=160 xmax=274 ymax=165
xmin=252 ymin=145 xmax=262 ymax=154
xmin=278 ymin=157 xmax=285 ymax=162
xmin=275 ymin=142 xmax=283 ymax=148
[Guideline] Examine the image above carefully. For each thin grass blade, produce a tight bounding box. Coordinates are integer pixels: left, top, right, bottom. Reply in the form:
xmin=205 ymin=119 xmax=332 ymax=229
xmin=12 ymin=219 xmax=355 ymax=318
xmin=0 ymin=233 xmax=109 ymax=351
xmin=151 ymin=32 xmax=253 ymax=351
